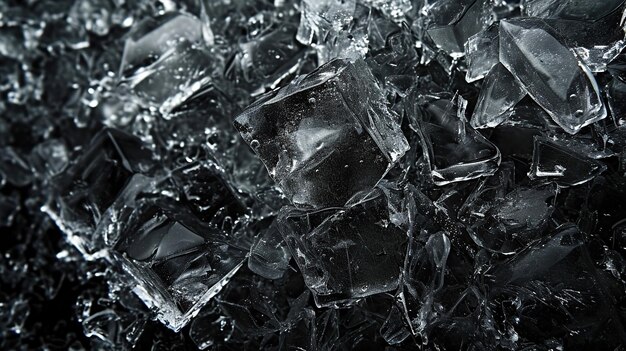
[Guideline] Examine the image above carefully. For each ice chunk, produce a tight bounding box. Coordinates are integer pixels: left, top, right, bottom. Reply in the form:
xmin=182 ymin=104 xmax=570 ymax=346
xmin=470 ymin=63 xmax=526 ymax=129
xmin=234 ymin=24 xmax=310 ymax=95
xmin=234 ymin=59 xmax=409 ymax=209
xmin=110 ymin=180 xmax=246 ymax=331
xmin=528 ymin=136 xmax=607 ymax=187
xmin=464 ymin=23 xmax=499 ymax=82
xmin=107 ymin=163 xmax=249 ymax=331
xmin=30 ymin=139 xmax=69 ymax=177
xmin=523 ymin=0 xmax=625 ymax=21
xmin=111 ymin=206 xmax=246 ymax=332
xmin=248 ymin=220 xmax=290 ymax=280
xmin=499 ymin=19 xmax=607 ymax=134
xmin=425 ymin=0 xmax=495 ymax=57
xmin=44 ymin=129 xmax=152 ymax=255
xmin=314 ymin=4 xmax=371 ymax=65
xmin=119 ymin=12 xmax=216 ymax=117
xmin=416 ymin=95 xmax=501 ymax=185
xmin=277 ymin=188 xmax=408 ymax=307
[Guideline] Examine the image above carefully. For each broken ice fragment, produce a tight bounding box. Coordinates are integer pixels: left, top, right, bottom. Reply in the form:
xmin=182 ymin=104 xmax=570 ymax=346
xmin=461 ymin=165 xmax=557 ymax=254
xmin=528 ymin=136 xmax=607 ymax=187
xmin=499 ymin=19 xmax=607 ymax=134
xmin=234 ymin=59 xmax=409 ymax=209
xmin=277 ymin=188 xmax=408 ymax=307
xmin=425 ymin=0 xmax=495 ymax=57
xmin=45 ymin=129 xmax=152 ymax=255
xmin=234 ymin=24 xmax=310 ymax=95
xmin=119 ymin=12 xmax=216 ymax=116
xmin=248 ymin=220 xmax=290 ymax=280
xmin=416 ymin=95 xmax=501 ymax=186
xmin=397 ymin=230 xmax=451 ymax=338
xmin=464 ymin=23 xmax=499 ymax=82
xmin=470 ymin=63 xmax=526 ymax=129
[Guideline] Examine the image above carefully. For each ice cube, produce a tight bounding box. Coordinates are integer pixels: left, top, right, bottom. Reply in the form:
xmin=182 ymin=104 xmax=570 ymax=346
xmin=44 ymin=129 xmax=153 ymax=255
xmin=105 ymin=162 xmax=250 ymax=331
xmin=234 ymin=59 xmax=409 ymax=209
xmin=277 ymin=188 xmax=409 ymax=307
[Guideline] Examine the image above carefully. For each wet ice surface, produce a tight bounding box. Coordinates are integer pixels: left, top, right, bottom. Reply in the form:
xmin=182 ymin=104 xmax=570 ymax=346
xmin=3 ymin=0 xmax=626 ymax=350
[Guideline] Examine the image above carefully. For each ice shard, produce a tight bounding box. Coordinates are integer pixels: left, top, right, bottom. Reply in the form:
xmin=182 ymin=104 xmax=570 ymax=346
xmin=424 ymin=0 xmax=495 ymax=57
xmin=296 ymin=0 xmax=356 ymax=46
xmin=499 ymin=19 xmax=607 ymax=134
xmin=470 ymin=63 xmax=526 ymax=129
xmin=119 ymin=12 xmax=217 ymax=117
xmin=528 ymin=136 xmax=607 ymax=187
xmin=416 ymin=94 xmax=501 ymax=185
xmin=464 ymin=23 xmax=500 ymax=82
xmin=234 ymin=23 xmax=310 ymax=96
xmin=234 ymin=59 xmax=409 ymax=209
xmin=248 ymin=220 xmax=290 ymax=280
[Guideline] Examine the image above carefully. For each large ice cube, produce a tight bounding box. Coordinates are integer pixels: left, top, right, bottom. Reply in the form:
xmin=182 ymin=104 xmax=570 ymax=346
xmin=234 ymin=59 xmax=409 ymax=209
